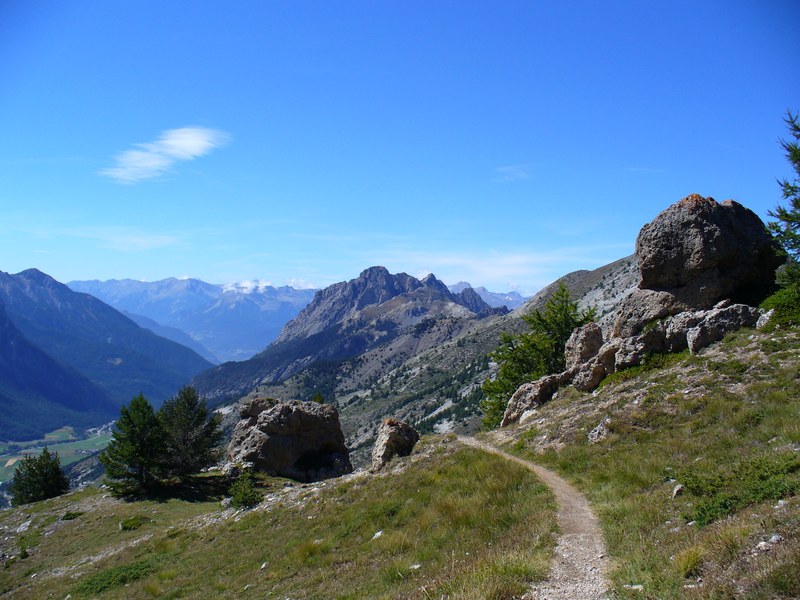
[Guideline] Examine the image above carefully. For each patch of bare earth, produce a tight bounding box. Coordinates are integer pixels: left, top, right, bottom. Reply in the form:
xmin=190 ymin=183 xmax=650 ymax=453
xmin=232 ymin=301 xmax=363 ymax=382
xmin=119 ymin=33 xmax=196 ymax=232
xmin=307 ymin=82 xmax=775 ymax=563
xmin=458 ymin=436 xmax=609 ymax=599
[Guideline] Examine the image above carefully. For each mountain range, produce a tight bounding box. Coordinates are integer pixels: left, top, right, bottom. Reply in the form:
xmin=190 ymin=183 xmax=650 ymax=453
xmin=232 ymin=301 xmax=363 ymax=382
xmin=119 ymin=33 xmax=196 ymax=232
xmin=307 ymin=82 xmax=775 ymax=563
xmin=0 ymin=269 xmax=213 ymax=440
xmin=191 ymin=261 xmax=638 ymax=466
xmin=67 ymin=278 xmax=317 ymax=362
xmin=0 ymin=267 xmax=532 ymax=441
xmin=192 ymin=267 xmax=508 ymax=403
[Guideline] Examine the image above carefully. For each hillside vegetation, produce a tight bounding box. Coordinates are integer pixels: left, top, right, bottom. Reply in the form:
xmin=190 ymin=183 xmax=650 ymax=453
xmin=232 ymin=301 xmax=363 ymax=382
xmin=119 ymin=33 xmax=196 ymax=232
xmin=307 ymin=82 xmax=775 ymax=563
xmin=0 ymin=439 xmax=555 ymax=599
xmin=496 ymin=326 xmax=800 ymax=598
xmin=1 ymin=325 xmax=796 ymax=598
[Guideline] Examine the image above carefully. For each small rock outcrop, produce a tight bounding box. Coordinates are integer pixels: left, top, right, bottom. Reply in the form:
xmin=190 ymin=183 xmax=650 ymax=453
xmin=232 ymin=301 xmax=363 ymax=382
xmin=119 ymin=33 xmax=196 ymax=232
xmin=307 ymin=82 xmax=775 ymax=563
xmin=227 ymin=398 xmax=352 ymax=483
xmin=371 ymin=418 xmax=420 ymax=470
xmin=500 ymin=195 xmax=778 ymax=427
xmin=501 ymin=370 xmax=574 ymax=427
xmin=614 ymin=194 xmax=781 ymax=337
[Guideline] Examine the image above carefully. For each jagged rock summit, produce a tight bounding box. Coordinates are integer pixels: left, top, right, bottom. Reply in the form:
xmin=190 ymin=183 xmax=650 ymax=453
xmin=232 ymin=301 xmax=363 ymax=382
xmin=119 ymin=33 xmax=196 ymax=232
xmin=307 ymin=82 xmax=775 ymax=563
xmin=502 ymin=194 xmax=782 ymax=427
xmin=614 ymin=194 xmax=782 ymax=337
xmin=226 ymin=397 xmax=353 ymax=483
xmin=276 ymin=266 xmax=505 ymax=343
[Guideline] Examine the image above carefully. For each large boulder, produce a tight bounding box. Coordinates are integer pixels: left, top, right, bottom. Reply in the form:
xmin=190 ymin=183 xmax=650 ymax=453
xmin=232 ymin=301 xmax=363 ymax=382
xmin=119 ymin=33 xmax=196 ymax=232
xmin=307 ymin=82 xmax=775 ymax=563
xmin=614 ymin=194 xmax=781 ymax=336
xmin=227 ymin=398 xmax=352 ymax=483
xmin=371 ymin=418 xmax=420 ymax=470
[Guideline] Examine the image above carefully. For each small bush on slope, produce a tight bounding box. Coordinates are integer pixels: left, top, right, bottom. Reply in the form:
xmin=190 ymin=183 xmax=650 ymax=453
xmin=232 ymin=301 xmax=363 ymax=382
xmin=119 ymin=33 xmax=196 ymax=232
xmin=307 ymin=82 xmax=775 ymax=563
xmin=761 ymin=284 xmax=800 ymax=329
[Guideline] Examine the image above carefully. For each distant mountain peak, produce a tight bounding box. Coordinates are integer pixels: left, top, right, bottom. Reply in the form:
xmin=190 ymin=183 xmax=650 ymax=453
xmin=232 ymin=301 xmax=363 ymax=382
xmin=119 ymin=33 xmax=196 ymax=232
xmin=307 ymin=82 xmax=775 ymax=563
xmin=359 ymin=265 xmax=392 ymax=279
xmin=449 ymin=281 xmax=473 ymax=294
xmin=446 ymin=282 xmax=529 ymax=309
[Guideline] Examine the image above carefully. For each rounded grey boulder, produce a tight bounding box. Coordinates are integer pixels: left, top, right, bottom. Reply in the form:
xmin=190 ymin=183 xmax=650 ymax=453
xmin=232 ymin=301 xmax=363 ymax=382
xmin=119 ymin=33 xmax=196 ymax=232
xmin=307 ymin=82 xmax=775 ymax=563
xmin=227 ymin=398 xmax=352 ymax=483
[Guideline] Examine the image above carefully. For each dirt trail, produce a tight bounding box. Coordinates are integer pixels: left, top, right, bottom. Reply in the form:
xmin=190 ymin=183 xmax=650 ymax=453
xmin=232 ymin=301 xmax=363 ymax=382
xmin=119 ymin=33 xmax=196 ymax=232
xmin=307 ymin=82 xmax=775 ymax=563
xmin=457 ymin=436 xmax=610 ymax=600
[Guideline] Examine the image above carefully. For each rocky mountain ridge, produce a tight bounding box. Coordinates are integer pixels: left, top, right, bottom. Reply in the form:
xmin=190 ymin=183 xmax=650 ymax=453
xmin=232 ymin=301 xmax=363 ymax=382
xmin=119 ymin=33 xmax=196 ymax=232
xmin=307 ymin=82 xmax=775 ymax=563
xmin=0 ymin=269 xmax=213 ymax=439
xmin=193 ymin=267 xmax=508 ymax=405
xmin=205 ymin=256 xmax=641 ymax=467
xmin=0 ymin=301 xmax=117 ymax=440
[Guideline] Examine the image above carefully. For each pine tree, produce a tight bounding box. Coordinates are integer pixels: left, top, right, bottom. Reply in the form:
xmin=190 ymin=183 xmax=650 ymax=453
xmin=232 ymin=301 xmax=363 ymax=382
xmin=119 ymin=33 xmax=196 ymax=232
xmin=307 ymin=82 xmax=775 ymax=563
xmin=99 ymin=394 xmax=165 ymax=495
xmin=481 ymin=283 xmax=595 ymax=429
xmin=9 ymin=447 xmax=70 ymax=506
xmin=158 ymin=386 xmax=222 ymax=479
xmin=768 ymin=110 xmax=800 ymax=285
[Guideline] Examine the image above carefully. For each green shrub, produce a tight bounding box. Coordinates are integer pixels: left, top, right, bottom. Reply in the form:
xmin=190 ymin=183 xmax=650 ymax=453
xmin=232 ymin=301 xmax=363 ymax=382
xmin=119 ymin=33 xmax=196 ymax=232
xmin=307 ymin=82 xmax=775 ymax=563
xmin=229 ymin=472 xmax=262 ymax=508
xmin=72 ymin=558 xmax=156 ymax=595
xmin=680 ymin=452 xmax=800 ymax=525
xmin=761 ymin=285 xmax=800 ymax=329
xmin=61 ymin=511 xmax=84 ymax=521
xmin=481 ymin=283 xmax=595 ymax=428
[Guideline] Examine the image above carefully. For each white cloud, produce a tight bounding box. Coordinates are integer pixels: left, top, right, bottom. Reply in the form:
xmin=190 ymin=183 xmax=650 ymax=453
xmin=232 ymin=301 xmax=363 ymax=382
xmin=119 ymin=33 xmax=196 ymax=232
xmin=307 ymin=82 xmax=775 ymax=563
xmin=286 ymin=278 xmax=318 ymax=290
xmin=492 ymin=164 xmax=529 ymax=183
xmin=99 ymin=126 xmax=230 ymax=183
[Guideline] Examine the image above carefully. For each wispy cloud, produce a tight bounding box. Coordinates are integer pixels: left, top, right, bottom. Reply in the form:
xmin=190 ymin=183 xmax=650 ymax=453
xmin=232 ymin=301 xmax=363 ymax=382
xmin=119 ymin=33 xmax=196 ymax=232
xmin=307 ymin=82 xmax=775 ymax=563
xmin=63 ymin=226 xmax=182 ymax=251
xmin=99 ymin=126 xmax=230 ymax=183
xmin=492 ymin=164 xmax=529 ymax=183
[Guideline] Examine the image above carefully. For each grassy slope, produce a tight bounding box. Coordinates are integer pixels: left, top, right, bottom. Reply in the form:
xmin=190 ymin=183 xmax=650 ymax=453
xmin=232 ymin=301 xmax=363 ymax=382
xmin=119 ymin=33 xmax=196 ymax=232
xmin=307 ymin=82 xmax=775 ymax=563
xmin=500 ymin=327 xmax=800 ymax=599
xmin=0 ymin=439 xmax=556 ymax=599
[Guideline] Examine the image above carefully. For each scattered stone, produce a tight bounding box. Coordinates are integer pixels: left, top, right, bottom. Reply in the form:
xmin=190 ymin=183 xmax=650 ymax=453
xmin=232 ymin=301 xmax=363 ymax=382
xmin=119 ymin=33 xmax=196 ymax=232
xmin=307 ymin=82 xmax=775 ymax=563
xmin=16 ymin=521 xmax=31 ymax=534
xmin=371 ymin=418 xmax=420 ymax=471
xmin=769 ymin=534 xmax=784 ymax=544
xmin=685 ymin=303 xmax=760 ymax=354
xmin=220 ymin=497 xmax=233 ymax=509
xmin=227 ymin=397 xmax=352 ymax=483
xmin=753 ymin=541 xmax=771 ymax=554
xmin=588 ymin=418 xmax=611 ymax=444
xmin=260 ymin=562 xmax=267 ymax=570
xmin=757 ymin=309 xmax=775 ymax=330
xmin=671 ymin=484 xmax=684 ymax=499
xmin=372 ymin=530 xmax=383 ymax=540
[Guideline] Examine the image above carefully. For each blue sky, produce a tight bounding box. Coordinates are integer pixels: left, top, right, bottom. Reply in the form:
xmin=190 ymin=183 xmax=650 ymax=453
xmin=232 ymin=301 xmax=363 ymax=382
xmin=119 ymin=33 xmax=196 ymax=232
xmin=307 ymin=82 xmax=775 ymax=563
xmin=1 ymin=1 xmax=798 ymax=295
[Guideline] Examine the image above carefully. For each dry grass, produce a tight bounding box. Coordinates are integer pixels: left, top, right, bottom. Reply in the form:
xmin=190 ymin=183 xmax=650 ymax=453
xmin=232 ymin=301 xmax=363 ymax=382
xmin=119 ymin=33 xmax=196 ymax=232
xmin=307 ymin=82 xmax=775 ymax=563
xmin=0 ymin=438 xmax=557 ymax=599
xmin=504 ymin=328 xmax=800 ymax=599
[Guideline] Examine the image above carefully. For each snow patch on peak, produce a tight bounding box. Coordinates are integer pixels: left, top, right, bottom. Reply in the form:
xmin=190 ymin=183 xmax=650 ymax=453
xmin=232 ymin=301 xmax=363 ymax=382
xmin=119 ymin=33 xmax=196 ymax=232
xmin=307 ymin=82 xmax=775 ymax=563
xmin=223 ymin=280 xmax=275 ymax=294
